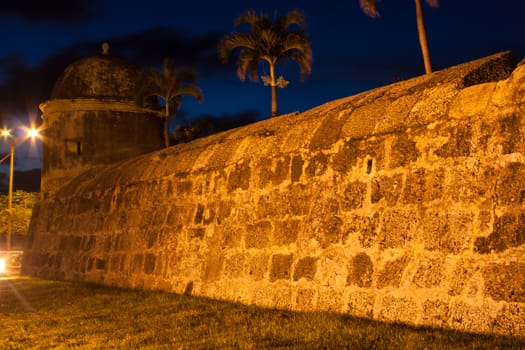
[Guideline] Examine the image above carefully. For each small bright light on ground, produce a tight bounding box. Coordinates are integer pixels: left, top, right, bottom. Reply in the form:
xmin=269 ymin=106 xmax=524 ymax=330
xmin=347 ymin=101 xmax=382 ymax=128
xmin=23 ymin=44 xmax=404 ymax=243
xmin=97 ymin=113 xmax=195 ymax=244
xmin=1 ymin=129 xmax=11 ymax=138
xmin=0 ymin=258 xmax=6 ymax=274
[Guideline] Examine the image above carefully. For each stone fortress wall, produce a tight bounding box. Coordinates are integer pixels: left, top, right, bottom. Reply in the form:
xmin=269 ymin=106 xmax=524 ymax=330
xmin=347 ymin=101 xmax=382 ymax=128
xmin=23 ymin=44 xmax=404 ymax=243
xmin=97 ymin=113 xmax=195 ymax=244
xmin=23 ymin=52 xmax=525 ymax=336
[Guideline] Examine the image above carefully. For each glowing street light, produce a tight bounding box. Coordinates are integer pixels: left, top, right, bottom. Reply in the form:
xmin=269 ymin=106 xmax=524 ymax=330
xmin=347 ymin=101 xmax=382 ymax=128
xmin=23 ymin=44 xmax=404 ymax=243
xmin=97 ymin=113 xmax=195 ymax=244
xmin=1 ymin=127 xmax=40 ymax=252
xmin=0 ymin=256 xmax=5 ymax=274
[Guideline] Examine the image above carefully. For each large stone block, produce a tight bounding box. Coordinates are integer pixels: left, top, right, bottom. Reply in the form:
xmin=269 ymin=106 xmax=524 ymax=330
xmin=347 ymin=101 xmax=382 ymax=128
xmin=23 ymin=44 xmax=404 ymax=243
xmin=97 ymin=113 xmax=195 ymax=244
xmin=290 ymin=155 xmax=304 ymax=182
xmin=403 ymin=168 xmax=444 ymax=204
xmin=421 ymin=299 xmax=450 ymax=328
xmin=219 ymin=225 xmax=243 ymax=249
xmin=389 ymin=134 xmax=420 ymax=168
xmin=203 ymin=254 xmax=224 ymax=281
xmin=422 ymin=211 xmax=473 ymax=254
xmin=227 ymin=163 xmax=251 ymax=192
xmin=144 ymin=254 xmax=156 ymax=274
xmin=483 ymin=262 xmax=525 ymax=302
xmin=248 ymin=253 xmax=269 ymax=281
xmin=331 ymin=139 xmax=360 ymax=174
xmin=295 ymin=288 xmax=315 ymax=310
xmin=305 ymin=153 xmax=329 ymax=178
xmin=245 ymin=221 xmax=272 ymax=249
xmin=412 ymin=257 xmax=445 ymax=288
xmin=434 ymin=124 xmax=472 ymax=158
xmin=309 ymin=116 xmax=345 ymax=150
xmin=343 ymin=213 xmax=380 ymax=248
xmin=270 ymin=254 xmax=293 ymax=282
xmin=376 ymin=255 xmax=409 ymax=289
xmin=341 ymin=181 xmax=367 ymax=210
xmin=447 ymin=165 xmax=494 ymax=203
xmin=495 ymin=162 xmax=525 ymax=205
xmin=371 ymin=174 xmax=403 ymax=206
xmin=347 ymin=253 xmax=373 ymax=288
xmin=258 ymin=156 xmax=290 ymax=186
xmin=376 ymin=294 xmax=419 ymax=324
xmin=493 ymin=303 xmax=525 ymax=336
xmin=475 ymin=213 xmax=525 ymax=253
xmin=449 ymin=300 xmax=500 ymax=334
xmin=346 ymin=290 xmax=375 ymax=318
xmin=293 ymin=257 xmax=318 ymax=281
xmin=380 ymin=209 xmax=418 ymax=249
xmin=224 ymin=254 xmax=244 ymax=279
xmin=273 ymin=219 xmax=300 ymax=246
xmin=498 ymin=115 xmax=524 ymax=154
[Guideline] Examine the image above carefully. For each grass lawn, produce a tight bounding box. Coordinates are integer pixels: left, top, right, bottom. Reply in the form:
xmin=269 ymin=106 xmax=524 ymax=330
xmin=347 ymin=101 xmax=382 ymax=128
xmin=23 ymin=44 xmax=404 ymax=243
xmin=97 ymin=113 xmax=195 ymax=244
xmin=0 ymin=276 xmax=523 ymax=349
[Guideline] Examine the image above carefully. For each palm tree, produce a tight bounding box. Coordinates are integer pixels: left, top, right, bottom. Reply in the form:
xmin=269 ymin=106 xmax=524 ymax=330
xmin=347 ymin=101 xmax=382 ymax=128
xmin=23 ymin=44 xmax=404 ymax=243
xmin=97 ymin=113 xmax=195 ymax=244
xmin=359 ymin=0 xmax=439 ymax=74
xmin=218 ymin=9 xmax=313 ymax=117
xmin=137 ymin=59 xmax=203 ymax=148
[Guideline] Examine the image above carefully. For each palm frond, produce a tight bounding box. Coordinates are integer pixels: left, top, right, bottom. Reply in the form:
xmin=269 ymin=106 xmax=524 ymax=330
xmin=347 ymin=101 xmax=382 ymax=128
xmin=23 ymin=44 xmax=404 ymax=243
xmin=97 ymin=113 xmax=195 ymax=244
xmin=359 ymin=0 xmax=380 ymax=18
xmin=218 ymin=32 xmax=258 ymax=63
xmin=235 ymin=9 xmax=269 ymax=29
xmin=275 ymin=9 xmax=306 ymax=31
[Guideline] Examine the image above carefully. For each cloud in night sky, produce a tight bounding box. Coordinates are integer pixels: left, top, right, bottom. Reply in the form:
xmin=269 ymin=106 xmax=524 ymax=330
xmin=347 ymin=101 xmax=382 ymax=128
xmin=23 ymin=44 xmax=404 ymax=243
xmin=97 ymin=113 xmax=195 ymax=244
xmin=0 ymin=0 xmax=102 ymax=22
xmin=0 ymin=27 xmax=224 ymax=122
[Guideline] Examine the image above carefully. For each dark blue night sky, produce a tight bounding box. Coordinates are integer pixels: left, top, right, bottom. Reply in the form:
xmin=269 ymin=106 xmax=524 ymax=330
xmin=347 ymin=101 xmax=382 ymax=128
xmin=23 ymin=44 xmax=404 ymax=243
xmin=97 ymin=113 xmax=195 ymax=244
xmin=0 ymin=0 xmax=524 ymax=187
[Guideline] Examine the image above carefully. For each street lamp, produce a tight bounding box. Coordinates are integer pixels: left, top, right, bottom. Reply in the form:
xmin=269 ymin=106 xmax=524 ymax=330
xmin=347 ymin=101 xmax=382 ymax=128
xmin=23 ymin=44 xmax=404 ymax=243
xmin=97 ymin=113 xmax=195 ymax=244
xmin=1 ymin=127 xmax=40 ymax=252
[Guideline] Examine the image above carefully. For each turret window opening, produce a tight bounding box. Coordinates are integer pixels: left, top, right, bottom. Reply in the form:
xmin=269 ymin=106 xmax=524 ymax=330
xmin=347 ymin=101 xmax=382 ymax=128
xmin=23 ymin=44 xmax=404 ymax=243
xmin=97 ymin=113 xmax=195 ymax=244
xmin=65 ymin=138 xmax=83 ymax=156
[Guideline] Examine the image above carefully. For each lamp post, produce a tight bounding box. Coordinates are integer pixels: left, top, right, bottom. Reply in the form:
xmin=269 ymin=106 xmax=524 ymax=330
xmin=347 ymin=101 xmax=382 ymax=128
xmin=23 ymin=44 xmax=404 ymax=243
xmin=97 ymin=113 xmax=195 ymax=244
xmin=1 ymin=127 xmax=39 ymax=252
xmin=6 ymin=135 xmax=13 ymax=251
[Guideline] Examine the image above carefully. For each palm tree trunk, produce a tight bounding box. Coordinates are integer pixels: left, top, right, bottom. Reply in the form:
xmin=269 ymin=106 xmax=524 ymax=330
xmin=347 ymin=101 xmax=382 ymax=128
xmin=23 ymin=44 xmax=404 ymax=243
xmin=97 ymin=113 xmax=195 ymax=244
xmin=269 ymin=63 xmax=279 ymax=117
xmin=415 ymin=0 xmax=432 ymax=74
xmin=164 ymin=102 xmax=170 ymax=148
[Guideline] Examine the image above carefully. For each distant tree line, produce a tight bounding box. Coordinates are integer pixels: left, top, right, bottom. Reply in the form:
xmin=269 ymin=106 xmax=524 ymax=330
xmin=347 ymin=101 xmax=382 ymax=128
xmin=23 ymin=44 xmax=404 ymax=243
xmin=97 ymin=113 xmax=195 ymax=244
xmin=0 ymin=190 xmax=36 ymax=236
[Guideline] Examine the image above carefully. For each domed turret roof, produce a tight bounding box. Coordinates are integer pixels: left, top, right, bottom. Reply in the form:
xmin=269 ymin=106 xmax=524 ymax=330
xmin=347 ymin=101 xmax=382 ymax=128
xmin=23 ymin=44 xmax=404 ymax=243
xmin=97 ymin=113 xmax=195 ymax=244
xmin=51 ymin=43 xmax=145 ymax=100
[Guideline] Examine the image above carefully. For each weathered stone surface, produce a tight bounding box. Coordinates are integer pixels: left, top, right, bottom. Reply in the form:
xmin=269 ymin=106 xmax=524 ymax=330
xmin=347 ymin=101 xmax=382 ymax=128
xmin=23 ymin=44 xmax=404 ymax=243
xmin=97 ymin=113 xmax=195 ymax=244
xmin=422 ymin=211 xmax=473 ymax=254
xmin=421 ymin=299 xmax=450 ymax=327
xmin=343 ymin=213 xmax=380 ymax=248
xmin=293 ymin=257 xmax=317 ymax=281
xmin=309 ymin=116 xmax=345 ymax=150
xmin=227 ymin=163 xmax=251 ymax=192
xmin=270 ymin=254 xmax=293 ymax=282
xmin=371 ymin=174 xmax=403 ymax=206
xmin=295 ymin=288 xmax=315 ymax=310
xmin=259 ymin=156 xmax=290 ymax=186
xmin=341 ymin=181 xmax=367 ymax=210
xmin=389 ymin=134 xmax=419 ymax=168
xmin=494 ymin=303 xmax=525 ymax=336
xmin=331 ymin=139 xmax=360 ymax=174
xmin=144 ymin=254 xmax=156 ymax=274
xmin=347 ymin=290 xmax=375 ymax=318
xmin=290 ymin=155 xmax=304 ymax=182
xmin=305 ymin=153 xmax=329 ymax=177
xmin=311 ymin=215 xmax=343 ymax=249
xmin=376 ymin=295 xmax=419 ymax=324
xmin=273 ymin=220 xmax=300 ymax=246
xmin=203 ymin=254 xmax=224 ymax=281
xmin=495 ymin=162 xmax=525 ymax=205
xmin=347 ymin=253 xmax=373 ymax=288
xmin=248 ymin=253 xmax=269 ymax=281
xmin=475 ymin=213 xmax=525 ymax=253
xmin=483 ymin=262 xmax=525 ymax=302
xmin=403 ymin=168 xmax=444 ymax=204
xmin=412 ymin=257 xmax=445 ymax=288
xmin=245 ymin=221 xmax=272 ymax=249
xmin=380 ymin=210 xmax=418 ymax=249
xmin=376 ymin=255 xmax=410 ymax=289
xmin=434 ymin=124 xmax=472 ymax=158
